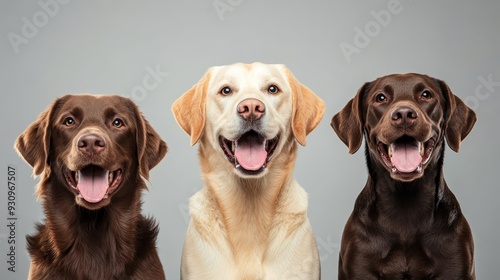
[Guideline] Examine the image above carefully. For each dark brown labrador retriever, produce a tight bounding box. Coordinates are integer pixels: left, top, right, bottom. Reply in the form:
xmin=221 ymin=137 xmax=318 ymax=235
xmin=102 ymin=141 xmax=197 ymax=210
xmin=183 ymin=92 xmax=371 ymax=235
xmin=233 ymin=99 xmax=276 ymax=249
xmin=331 ymin=74 xmax=476 ymax=279
xmin=15 ymin=94 xmax=167 ymax=280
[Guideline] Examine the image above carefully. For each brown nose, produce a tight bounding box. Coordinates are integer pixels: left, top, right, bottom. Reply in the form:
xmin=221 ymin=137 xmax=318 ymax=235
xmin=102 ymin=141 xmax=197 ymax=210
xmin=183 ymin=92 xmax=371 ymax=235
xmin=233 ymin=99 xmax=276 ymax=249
xmin=391 ymin=106 xmax=418 ymax=128
xmin=78 ymin=134 xmax=106 ymax=155
xmin=237 ymin=98 xmax=265 ymax=122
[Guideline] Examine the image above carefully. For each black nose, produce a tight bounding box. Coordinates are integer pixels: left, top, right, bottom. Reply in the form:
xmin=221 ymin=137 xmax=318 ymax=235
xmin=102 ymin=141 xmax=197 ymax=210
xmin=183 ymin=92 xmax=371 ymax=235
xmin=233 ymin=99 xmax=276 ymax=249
xmin=391 ymin=106 xmax=418 ymax=128
xmin=78 ymin=134 xmax=106 ymax=155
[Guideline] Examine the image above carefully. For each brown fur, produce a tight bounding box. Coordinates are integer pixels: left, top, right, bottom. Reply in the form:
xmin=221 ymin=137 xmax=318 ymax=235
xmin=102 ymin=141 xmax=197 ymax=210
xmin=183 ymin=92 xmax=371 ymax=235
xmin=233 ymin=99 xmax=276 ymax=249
xmin=15 ymin=94 xmax=167 ymax=280
xmin=332 ymin=74 xmax=476 ymax=279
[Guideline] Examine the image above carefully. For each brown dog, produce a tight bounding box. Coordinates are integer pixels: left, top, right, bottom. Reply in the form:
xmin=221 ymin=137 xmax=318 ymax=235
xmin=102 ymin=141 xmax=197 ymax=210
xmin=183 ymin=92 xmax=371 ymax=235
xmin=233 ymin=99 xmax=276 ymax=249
xmin=15 ymin=94 xmax=167 ymax=280
xmin=331 ymin=74 xmax=476 ymax=279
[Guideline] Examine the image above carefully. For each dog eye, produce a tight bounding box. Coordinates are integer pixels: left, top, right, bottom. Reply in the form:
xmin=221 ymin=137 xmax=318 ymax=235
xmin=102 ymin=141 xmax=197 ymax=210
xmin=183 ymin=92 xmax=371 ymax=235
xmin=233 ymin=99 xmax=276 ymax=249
xmin=376 ymin=93 xmax=388 ymax=103
xmin=220 ymin=86 xmax=232 ymax=96
xmin=63 ymin=117 xmax=75 ymax=126
xmin=268 ymin=85 xmax=279 ymax=94
xmin=421 ymin=90 xmax=432 ymax=100
xmin=112 ymin=118 xmax=123 ymax=127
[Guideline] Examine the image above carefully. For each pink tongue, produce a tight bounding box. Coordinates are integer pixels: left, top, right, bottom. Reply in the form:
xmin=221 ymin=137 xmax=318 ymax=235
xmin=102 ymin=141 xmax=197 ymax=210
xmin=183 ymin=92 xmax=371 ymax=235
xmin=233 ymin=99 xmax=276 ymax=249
xmin=235 ymin=135 xmax=267 ymax=171
xmin=391 ymin=142 xmax=422 ymax=173
xmin=77 ymin=167 xmax=109 ymax=203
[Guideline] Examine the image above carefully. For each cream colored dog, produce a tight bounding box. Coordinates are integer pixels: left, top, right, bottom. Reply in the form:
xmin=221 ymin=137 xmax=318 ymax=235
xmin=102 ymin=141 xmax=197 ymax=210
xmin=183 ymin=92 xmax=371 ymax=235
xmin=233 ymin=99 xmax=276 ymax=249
xmin=172 ymin=62 xmax=325 ymax=280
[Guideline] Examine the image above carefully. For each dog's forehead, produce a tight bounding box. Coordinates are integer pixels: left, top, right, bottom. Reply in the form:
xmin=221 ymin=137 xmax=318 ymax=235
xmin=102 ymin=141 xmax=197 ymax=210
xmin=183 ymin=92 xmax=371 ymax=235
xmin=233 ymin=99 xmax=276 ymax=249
xmin=373 ymin=74 xmax=438 ymax=94
xmin=57 ymin=94 xmax=133 ymax=116
xmin=209 ymin=63 xmax=288 ymax=88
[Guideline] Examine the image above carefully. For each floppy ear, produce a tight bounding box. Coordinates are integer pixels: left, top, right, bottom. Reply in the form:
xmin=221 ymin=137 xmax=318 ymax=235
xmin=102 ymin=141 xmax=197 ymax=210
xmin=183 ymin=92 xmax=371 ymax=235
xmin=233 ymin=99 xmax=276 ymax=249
xmin=287 ymin=69 xmax=326 ymax=146
xmin=130 ymin=106 xmax=167 ymax=180
xmin=131 ymin=102 xmax=168 ymax=181
xmin=437 ymin=79 xmax=477 ymax=152
xmin=14 ymin=98 xmax=62 ymax=177
xmin=331 ymin=82 xmax=370 ymax=154
xmin=172 ymin=70 xmax=211 ymax=146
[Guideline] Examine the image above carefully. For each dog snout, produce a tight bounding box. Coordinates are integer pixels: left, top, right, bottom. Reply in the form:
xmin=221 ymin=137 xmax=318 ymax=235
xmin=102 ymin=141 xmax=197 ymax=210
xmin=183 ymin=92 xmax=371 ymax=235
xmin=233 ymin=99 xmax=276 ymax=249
xmin=237 ymin=98 xmax=265 ymax=122
xmin=78 ymin=133 xmax=106 ymax=155
xmin=391 ymin=106 xmax=418 ymax=128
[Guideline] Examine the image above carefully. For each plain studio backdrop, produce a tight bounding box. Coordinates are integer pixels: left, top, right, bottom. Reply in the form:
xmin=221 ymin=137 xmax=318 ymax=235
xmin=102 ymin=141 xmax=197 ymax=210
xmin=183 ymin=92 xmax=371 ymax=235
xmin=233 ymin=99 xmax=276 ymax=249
xmin=1 ymin=0 xmax=499 ymax=279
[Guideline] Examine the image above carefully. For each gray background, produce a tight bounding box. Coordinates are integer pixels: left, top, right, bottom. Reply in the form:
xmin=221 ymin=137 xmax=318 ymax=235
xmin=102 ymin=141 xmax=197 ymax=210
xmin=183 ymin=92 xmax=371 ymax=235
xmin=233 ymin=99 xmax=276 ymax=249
xmin=1 ymin=0 xmax=499 ymax=279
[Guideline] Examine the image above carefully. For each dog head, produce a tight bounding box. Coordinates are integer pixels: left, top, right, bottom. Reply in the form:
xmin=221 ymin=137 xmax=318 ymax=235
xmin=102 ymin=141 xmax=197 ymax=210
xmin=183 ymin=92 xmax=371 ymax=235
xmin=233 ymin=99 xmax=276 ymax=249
xmin=172 ymin=62 xmax=325 ymax=178
xmin=331 ymin=73 xmax=476 ymax=182
xmin=15 ymin=94 xmax=167 ymax=210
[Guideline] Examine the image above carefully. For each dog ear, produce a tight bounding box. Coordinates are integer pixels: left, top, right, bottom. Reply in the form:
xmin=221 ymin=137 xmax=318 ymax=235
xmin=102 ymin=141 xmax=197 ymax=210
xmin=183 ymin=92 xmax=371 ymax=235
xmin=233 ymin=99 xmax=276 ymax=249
xmin=437 ymin=80 xmax=477 ymax=152
xmin=172 ymin=70 xmax=211 ymax=146
xmin=331 ymin=82 xmax=369 ymax=154
xmin=132 ymin=102 xmax=168 ymax=180
xmin=14 ymin=98 xmax=64 ymax=176
xmin=286 ymin=69 xmax=326 ymax=146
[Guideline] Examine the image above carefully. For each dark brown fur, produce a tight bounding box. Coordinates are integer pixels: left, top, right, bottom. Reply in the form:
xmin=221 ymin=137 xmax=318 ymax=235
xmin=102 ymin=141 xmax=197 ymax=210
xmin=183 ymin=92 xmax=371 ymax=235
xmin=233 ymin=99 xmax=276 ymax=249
xmin=15 ymin=95 xmax=167 ymax=280
xmin=331 ymin=74 xmax=476 ymax=279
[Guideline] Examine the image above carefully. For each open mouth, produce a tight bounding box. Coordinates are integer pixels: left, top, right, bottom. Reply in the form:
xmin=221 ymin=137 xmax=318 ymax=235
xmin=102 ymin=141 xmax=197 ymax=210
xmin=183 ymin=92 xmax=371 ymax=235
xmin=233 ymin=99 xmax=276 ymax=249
xmin=377 ymin=136 xmax=435 ymax=174
xmin=64 ymin=165 xmax=123 ymax=204
xmin=219 ymin=130 xmax=279 ymax=175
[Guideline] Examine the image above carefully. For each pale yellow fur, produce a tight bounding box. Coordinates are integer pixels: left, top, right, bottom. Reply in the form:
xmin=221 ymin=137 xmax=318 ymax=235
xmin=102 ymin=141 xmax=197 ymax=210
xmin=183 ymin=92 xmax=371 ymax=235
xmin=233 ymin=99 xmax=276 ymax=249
xmin=172 ymin=63 xmax=325 ymax=280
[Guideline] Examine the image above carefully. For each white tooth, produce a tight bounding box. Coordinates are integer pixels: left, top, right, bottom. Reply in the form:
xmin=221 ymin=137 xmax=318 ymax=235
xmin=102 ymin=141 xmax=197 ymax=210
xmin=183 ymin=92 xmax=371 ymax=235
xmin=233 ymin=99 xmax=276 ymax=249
xmin=234 ymin=157 xmax=240 ymax=169
xmin=391 ymin=166 xmax=397 ymax=173
xmin=418 ymin=142 xmax=423 ymax=155
xmin=389 ymin=143 xmax=394 ymax=158
xmin=423 ymin=154 xmax=431 ymax=165
xmin=75 ymin=171 xmax=79 ymax=182
xmin=232 ymin=141 xmax=235 ymax=153
xmin=417 ymin=163 xmax=423 ymax=173
xmin=108 ymin=171 xmax=113 ymax=184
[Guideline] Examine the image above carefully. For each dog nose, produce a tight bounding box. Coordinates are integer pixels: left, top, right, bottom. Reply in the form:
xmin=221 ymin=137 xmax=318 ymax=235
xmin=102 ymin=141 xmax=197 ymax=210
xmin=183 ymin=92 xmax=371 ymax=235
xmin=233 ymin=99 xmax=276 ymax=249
xmin=391 ymin=106 xmax=418 ymax=128
xmin=238 ymin=98 xmax=265 ymax=122
xmin=78 ymin=134 xmax=106 ymax=155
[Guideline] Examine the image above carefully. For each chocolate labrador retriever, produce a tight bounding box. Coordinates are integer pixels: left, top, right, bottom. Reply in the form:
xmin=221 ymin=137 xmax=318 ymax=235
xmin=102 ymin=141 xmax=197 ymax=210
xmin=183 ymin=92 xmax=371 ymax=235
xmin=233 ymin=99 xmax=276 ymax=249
xmin=331 ymin=74 xmax=476 ymax=279
xmin=15 ymin=94 xmax=167 ymax=280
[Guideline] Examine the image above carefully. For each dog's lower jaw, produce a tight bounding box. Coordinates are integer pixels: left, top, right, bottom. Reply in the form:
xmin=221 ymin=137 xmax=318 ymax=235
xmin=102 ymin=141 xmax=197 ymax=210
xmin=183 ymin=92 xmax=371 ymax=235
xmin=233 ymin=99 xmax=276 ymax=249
xmin=389 ymin=165 xmax=425 ymax=182
xmin=75 ymin=195 xmax=109 ymax=210
xmin=233 ymin=163 xmax=269 ymax=178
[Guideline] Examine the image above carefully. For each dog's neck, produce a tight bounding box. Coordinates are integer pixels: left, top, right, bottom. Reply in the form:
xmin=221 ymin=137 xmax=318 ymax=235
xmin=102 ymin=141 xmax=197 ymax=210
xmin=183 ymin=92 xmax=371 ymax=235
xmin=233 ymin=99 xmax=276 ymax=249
xmin=198 ymin=141 xmax=304 ymax=259
xmin=365 ymin=142 xmax=447 ymax=237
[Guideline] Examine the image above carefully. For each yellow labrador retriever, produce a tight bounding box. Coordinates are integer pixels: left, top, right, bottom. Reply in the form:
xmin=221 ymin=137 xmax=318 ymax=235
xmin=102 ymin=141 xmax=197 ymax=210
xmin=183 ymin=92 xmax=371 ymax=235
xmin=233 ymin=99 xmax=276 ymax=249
xmin=172 ymin=62 xmax=325 ymax=279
